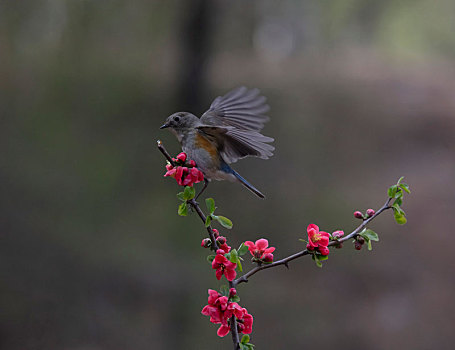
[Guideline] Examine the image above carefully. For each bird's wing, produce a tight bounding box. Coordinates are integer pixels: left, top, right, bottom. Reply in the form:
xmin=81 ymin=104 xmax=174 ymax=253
xmin=197 ymin=126 xmax=274 ymax=164
xmin=200 ymin=87 xmax=270 ymax=131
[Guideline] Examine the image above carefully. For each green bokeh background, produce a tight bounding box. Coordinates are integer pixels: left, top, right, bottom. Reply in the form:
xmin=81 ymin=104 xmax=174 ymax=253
xmin=2 ymin=1 xmax=454 ymax=349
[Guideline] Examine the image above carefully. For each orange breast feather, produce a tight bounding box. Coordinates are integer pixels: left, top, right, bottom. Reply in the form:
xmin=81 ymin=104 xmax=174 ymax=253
xmin=195 ymin=133 xmax=218 ymax=158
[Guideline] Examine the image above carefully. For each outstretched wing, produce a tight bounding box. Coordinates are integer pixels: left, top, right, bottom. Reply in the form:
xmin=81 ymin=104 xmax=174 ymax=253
xmin=200 ymin=87 xmax=270 ymax=131
xmin=198 ymin=87 xmax=274 ymax=163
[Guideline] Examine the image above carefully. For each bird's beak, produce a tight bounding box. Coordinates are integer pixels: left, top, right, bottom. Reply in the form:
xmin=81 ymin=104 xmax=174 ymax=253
xmin=160 ymin=123 xmax=169 ymax=129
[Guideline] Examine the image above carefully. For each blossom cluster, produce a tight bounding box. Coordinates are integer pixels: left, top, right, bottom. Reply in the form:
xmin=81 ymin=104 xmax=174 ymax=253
xmin=201 ymin=289 xmax=253 ymax=337
xmin=164 ymin=152 xmax=204 ymax=187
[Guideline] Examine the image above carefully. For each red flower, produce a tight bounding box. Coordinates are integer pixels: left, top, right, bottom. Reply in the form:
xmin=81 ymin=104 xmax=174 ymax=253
xmin=306 ymin=224 xmax=330 ymax=255
xmin=202 ymin=290 xmax=254 ymax=338
xmin=212 ymin=251 xmax=237 ymax=281
xmin=164 ymin=163 xmax=204 ymax=187
xmin=244 ymin=238 xmax=275 ymax=259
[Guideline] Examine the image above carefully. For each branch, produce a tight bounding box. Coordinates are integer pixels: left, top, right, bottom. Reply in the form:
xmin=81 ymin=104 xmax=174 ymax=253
xmin=233 ymin=198 xmax=392 ymax=287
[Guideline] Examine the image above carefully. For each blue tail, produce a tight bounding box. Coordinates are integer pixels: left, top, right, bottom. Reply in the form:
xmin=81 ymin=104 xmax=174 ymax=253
xmin=221 ymin=163 xmax=265 ymax=199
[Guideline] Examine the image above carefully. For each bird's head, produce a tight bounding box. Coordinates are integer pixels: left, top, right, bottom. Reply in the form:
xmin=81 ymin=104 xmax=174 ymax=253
xmin=160 ymin=112 xmax=199 ymax=134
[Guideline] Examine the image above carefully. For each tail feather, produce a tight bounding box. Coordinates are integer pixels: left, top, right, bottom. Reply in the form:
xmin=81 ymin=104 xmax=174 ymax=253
xmin=231 ymin=169 xmax=265 ymax=199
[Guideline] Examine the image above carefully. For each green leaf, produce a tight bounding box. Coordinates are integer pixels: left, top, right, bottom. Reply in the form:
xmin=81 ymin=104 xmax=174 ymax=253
xmin=388 ymin=185 xmax=398 ymax=198
xmin=361 ymin=229 xmax=379 ymax=242
xmin=394 ymin=210 xmax=407 ymax=225
xmin=367 ymin=239 xmax=373 ymax=251
xmin=298 ymin=238 xmax=308 ymax=243
xmin=236 ymin=258 xmax=243 ymax=272
xmin=178 ymin=202 xmax=188 ymax=216
xmin=237 ymin=243 xmax=249 ymax=256
xmin=397 ymin=176 xmax=405 ymax=185
xmin=394 ymin=197 xmax=403 ymax=206
xmin=216 ymin=215 xmax=233 ymax=229
xmin=219 ymin=285 xmax=229 ymax=296
xmin=177 ymin=192 xmax=185 ymax=201
xmin=205 ymin=198 xmax=215 ymax=214
xmin=399 ymin=183 xmax=411 ymax=194
xmin=312 ymin=254 xmax=323 ymax=268
xmin=230 ymin=295 xmax=241 ymax=303
xmin=183 ymin=186 xmax=195 ymax=200
xmin=207 ymin=255 xmax=215 ymax=263
xmin=205 ymin=215 xmax=212 ymax=227
xmin=229 ymin=249 xmax=238 ymax=263
xmin=241 ymin=335 xmax=250 ymax=344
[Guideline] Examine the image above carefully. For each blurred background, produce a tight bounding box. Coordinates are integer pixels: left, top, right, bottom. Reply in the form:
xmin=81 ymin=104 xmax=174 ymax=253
xmin=1 ymin=0 xmax=455 ymax=349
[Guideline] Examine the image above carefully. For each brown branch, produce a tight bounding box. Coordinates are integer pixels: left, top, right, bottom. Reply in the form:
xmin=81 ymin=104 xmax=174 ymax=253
xmin=233 ymin=198 xmax=392 ymax=287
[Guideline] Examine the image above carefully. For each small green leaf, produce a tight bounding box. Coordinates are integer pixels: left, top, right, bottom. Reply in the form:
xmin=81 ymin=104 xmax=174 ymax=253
xmin=205 ymin=215 xmax=212 ymax=227
xmin=399 ymin=183 xmax=411 ymax=194
xmin=367 ymin=239 xmax=373 ymax=251
xmin=219 ymin=285 xmax=229 ymax=296
xmin=238 ymin=243 xmax=249 ymax=256
xmin=230 ymin=295 xmax=241 ymax=303
xmin=298 ymin=238 xmax=308 ymax=243
xmin=394 ymin=210 xmax=407 ymax=225
xmin=216 ymin=215 xmax=233 ymax=229
xmin=178 ymin=202 xmax=188 ymax=216
xmin=183 ymin=186 xmax=196 ymax=200
xmin=177 ymin=192 xmax=185 ymax=201
xmin=205 ymin=198 xmax=216 ymax=214
xmin=207 ymin=255 xmax=215 ymax=263
xmin=229 ymin=249 xmax=238 ymax=263
xmin=394 ymin=197 xmax=403 ymax=206
xmin=312 ymin=254 xmax=323 ymax=268
xmin=388 ymin=185 xmax=398 ymax=198
xmin=397 ymin=176 xmax=405 ymax=185
xmin=236 ymin=258 xmax=243 ymax=272
xmin=241 ymin=335 xmax=250 ymax=344
xmin=361 ymin=229 xmax=379 ymax=242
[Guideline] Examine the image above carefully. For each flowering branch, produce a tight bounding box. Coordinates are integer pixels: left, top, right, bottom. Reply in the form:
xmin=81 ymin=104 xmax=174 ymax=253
xmin=233 ymin=198 xmax=392 ymax=286
xmin=157 ymin=141 xmax=409 ymax=350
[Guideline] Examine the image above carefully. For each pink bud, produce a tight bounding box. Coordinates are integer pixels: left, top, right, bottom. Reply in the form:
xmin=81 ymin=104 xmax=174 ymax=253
xmin=216 ymin=249 xmax=225 ymax=255
xmin=354 ymin=211 xmax=364 ymax=219
xmin=189 ymin=160 xmax=196 ymax=167
xmin=229 ymin=288 xmax=237 ymax=297
xmin=366 ymin=209 xmax=375 ymax=217
xmin=201 ymin=238 xmax=211 ymax=248
xmin=176 ymin=152 xmax=187 ymax=162
xmin=212 ymin=229 xmax=220 ymax=238
xmin=354 ymin=241 xmax=363 ymax=250
xmin=216 ymin=236 xmax=226 ymax=245
xmin=263 ymin=253 xmax=274 ymax=262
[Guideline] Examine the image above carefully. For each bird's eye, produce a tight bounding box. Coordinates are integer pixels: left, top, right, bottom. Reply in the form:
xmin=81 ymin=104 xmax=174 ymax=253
xmin=174 ymin=116 xmax=180 ymax=122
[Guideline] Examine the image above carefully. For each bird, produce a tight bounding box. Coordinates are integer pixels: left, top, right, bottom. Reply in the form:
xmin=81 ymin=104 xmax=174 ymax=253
xmin=160 ymin=86 xmax=274 ymax=199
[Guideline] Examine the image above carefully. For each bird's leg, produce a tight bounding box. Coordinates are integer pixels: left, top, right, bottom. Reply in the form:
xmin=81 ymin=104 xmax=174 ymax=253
xmin=195 ymin=178 xmax=210 ymax=201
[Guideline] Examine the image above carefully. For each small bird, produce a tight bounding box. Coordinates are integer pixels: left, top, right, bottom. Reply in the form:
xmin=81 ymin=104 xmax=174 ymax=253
xmin=160 ymin=86 xmax=274 ymax=198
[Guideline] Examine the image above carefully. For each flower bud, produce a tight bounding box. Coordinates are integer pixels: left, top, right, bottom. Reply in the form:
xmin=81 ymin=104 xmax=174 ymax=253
xmin=354 ymin=211 xmax=364 ymax=219
xmin=354 ymin=241 xmax=363 ymax=250
xmin=263 ymin=253 xmax=274 ymax=262
xmin=188 ymin=160 xmax=196 ymax=167
xmin=229 ymin=288 xmax=237 ymax=297
xmin=216 ymin=249 xmax=225 ymax=255
xmin=201 ymin=238 xmax=211 ymax=248
xmin=366 ymin=209 xmax=375 ymax=217
xmin=216 ymin=236 xmax=226 ymax=245
xmin=176 ymin=152 xmax=187 ymax=163
xmin=357 ymin=236 xmax=365 ymax=244
xmin=212 ymin=229 xmax=220 ymax=238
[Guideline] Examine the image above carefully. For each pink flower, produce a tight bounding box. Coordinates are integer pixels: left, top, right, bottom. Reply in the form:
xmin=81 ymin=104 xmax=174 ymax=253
xmin=332 ymin=230 xmax=344 ymax=239
xmin=212 ymin=252 xmax=237 ymax=281
xmin=244 ymin=238 xmax=275 ymax=259
xmin=306 ymin=224 xmax=330 ymax=256
xmin=164 ymin=164 xmax=204 ymax=187
xmin=201 ymin=290 xmax=254 ymax=338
